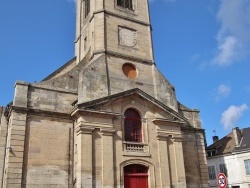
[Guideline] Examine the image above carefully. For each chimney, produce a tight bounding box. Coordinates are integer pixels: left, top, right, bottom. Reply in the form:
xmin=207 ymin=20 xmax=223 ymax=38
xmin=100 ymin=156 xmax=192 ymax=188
xmin=233 ymin=127 xmax=242 ymax=146
xmin=212 ymin=136 xmax=219 ymax=143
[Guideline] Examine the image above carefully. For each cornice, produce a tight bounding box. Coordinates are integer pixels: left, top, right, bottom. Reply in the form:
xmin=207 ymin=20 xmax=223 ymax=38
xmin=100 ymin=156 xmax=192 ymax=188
xmin=71 ymin=108 xmax=120 ymax=118
xmin=91 ymin=10 xmax=151 ymax=27
xmin=156 ymin=129 xmax=183 ymax=141
xmin=152 ymin=118 xmax=185 ymax=126
xmin=75 ymin=121 xmax=115 ymax=136
xmin=92 ymin=50 xmax=154 ymax=65
xmin=9 ymin=106 xmax=71 ymax=119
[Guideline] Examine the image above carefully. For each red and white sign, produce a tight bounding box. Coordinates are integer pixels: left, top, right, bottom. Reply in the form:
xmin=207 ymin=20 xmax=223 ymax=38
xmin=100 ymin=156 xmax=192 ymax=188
xmin=217 ymin=173 xmax=227 ymax=188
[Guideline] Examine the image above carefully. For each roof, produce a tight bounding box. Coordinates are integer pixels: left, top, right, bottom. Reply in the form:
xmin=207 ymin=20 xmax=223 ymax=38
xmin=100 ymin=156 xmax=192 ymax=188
xmin=42 ymin=57 xmax=76 ymax=81
xmin=206 ymin=132 xmax=236 ymax=156
xmin=178 ymin=102 xmax=199 ymax=112
xmin=206 ymin=127 xmax=250 ymax=157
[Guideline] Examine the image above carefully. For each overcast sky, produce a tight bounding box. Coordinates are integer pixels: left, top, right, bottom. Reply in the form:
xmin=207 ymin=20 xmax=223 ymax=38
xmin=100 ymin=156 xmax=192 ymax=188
xmin=1 ymin=0 xmax=250 ymax=145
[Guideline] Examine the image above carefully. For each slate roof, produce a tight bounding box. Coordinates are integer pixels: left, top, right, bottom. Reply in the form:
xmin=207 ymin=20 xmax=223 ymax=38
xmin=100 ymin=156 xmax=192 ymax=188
xmin=206 ymin=127 xmax=250 ymax=157
xmin=42 ymin=57 xmax=76 ymax=81
xmin=206 ymin=131 xmax=236 ymax=156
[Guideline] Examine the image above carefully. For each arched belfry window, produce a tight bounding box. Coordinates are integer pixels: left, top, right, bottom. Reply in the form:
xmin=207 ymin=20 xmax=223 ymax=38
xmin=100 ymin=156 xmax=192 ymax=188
xmin=124 ymin=109 xmax=142 ymax=142
xmin=117 ymin=0 xmax=133 ymax=10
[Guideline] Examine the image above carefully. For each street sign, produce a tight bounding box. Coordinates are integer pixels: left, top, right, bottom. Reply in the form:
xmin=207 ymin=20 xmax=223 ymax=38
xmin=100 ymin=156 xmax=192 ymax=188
xmin=217 ymin=173 xmax=227 ymax=188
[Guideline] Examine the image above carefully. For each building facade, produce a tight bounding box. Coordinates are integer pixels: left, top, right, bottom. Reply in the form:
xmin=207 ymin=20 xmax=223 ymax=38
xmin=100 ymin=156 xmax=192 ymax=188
xmin=207 ymin=127 xmax=250 ymax=188
xmin=0 ymin=0 xmax=209 ymax=187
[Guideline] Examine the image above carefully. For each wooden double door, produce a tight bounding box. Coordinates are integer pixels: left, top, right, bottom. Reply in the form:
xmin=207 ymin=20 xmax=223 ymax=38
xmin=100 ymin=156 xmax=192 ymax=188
xmin=124 ymin=164 xmax=148 ymax=188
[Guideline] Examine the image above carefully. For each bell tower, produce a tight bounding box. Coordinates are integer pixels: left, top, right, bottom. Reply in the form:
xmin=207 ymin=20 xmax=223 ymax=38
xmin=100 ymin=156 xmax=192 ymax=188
xmin=75 ymin=0 xmax=154 ymax=64
xmin=76 ymin=0 xmax=178 ymax=111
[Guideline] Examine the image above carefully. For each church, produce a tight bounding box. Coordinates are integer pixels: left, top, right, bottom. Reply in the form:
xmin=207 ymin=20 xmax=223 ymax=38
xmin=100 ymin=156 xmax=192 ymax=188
xmin=0 ymin=0 xmax=209 ymax=187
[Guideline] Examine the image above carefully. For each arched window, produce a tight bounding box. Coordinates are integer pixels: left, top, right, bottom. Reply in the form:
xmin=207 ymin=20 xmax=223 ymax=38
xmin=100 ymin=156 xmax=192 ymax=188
xmin=124 ymin=109 xmax=141 ymax=142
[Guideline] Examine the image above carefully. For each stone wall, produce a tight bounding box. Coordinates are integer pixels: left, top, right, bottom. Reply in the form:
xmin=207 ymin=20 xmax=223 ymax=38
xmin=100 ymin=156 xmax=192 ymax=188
xmin=105 ymin=15 xmax=153 ymax=62
xmin=0 ymin=107 xmax=7 ymax=187
xmin=182 ymin=129 xmax=209 ymax=188
xmin=73 ymin=94 xmax=205 ymax=187
xmin=1 ymin=75 xmax=77 ymax=187
xmin=23 ymin=114 xmax=73 ymax=187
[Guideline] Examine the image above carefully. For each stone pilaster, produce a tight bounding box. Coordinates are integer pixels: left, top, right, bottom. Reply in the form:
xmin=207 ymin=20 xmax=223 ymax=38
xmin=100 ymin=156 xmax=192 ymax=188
xmin=0 ymin=110 xmax=7 ymax=188
xmin=3 ymin=111 xmax=27 ymax=188
xmin=101 ymin=128 xmax=115 ymax=188
xmin=76 ymin=126 xmax=94 ymax=188
xmin=195 ymin=132 xmax=209 ymax=188
xmin=4 ymin=81 xmax=33 ymax=187
xmin=172 ymin=136 xmax=186 ymax=188
xmin=13 ymin=81 xmax=29 ymax=107
xmin=157 ymin=136 xmax=171 ymax=188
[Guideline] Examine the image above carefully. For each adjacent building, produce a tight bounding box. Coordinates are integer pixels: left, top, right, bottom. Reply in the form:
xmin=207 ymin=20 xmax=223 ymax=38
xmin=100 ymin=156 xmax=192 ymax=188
xmin=206 ymin=127 xmax=250 ymax=188
xmin=0 ymin=0 xmax=209 ymax=187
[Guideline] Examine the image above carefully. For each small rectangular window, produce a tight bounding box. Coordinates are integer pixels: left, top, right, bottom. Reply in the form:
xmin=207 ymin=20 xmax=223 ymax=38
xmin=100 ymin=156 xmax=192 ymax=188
xmin=84 ymin=37 xmax=87 ymax=51
xmin=208 ymin=166 xmax=216 ymax=180
xmin=245 ymin=159 xmax=250 ymax=175
xmin=219 ymin=163 xmax=228 ymax=177
xmin=117 ymin=0 xmax=133 ymax=10
xmin=85 ymin=0 xmax=90 ymax=17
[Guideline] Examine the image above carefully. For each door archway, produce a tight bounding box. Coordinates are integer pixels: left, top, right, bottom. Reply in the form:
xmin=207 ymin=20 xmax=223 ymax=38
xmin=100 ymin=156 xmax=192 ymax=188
xmin=124 ymin=164 xmax=148 ymax=188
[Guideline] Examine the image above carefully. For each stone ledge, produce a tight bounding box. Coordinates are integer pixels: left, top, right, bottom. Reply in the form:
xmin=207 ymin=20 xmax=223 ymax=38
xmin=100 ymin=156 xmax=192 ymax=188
xmin=123 ymin=151 xmax=151 ymax=157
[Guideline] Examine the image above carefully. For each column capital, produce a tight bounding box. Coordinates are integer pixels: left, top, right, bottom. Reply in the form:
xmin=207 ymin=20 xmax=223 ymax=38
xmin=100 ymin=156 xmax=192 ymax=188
xmin=156 ymin=129 xmax=183 ymax=141
xmin=101 ymin=128 xmax=115 ymax=136
xmin=157 ymin=135 xmax=171 ymax=141
xmin=75 ymin=125 xmax=95 ymax=135
xmin=172 ymin=135 xmax=183 ymax=142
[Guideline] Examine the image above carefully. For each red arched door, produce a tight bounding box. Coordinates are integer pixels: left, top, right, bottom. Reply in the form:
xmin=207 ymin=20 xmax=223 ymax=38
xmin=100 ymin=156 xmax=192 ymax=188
xmin=124 ymin=164 xmax=148 ymax=188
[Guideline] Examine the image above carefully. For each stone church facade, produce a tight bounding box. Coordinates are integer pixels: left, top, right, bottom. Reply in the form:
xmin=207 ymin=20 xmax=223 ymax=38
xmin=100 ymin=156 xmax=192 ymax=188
xmin=0 ymin=0 xmax=209 ymax=187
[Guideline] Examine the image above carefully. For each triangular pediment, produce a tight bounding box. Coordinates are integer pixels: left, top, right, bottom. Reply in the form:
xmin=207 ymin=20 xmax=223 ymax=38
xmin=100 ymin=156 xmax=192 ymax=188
xmin=72 ymin=88 xmax=188 ymax=125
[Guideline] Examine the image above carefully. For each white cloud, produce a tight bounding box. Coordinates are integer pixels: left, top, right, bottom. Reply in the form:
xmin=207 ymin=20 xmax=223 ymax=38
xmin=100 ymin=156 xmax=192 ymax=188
xmin=212 ymin=0 xmax=250 ymax=66
xmin=216 ymin=84 xmax=231 ymax=100
xmin=212 ymin=36 xmax=240 ymax=66
xmin=220 ymin=104 xmax=248 ymax=130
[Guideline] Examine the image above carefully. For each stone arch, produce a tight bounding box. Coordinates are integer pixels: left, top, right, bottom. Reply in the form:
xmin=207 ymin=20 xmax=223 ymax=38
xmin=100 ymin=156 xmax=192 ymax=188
xmin=120 ymin=160 xmax=155 ymax=188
